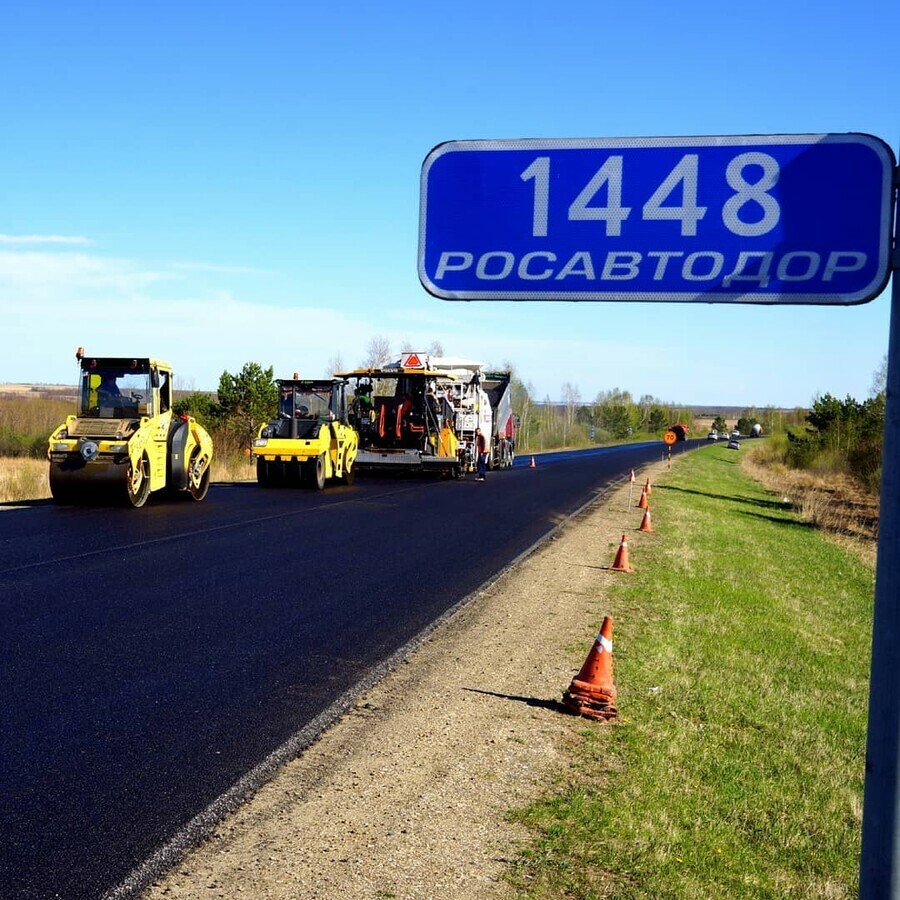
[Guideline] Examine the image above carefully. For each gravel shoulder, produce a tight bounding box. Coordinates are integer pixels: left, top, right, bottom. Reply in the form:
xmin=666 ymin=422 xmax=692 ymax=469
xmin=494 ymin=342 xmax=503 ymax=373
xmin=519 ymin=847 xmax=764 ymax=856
xmin=144 ymin=463 xmax=666 ymax=900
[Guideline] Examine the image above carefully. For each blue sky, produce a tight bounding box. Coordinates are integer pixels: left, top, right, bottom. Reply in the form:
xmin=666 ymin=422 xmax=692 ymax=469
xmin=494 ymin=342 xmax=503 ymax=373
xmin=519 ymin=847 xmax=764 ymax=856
xmin=1 ymin=1 xmax=896 ymax=407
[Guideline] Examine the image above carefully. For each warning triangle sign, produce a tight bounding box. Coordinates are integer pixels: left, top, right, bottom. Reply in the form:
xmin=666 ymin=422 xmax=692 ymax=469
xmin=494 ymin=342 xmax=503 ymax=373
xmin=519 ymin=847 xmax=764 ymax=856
xmin=402 ymin=353 xmax=424 ymax=368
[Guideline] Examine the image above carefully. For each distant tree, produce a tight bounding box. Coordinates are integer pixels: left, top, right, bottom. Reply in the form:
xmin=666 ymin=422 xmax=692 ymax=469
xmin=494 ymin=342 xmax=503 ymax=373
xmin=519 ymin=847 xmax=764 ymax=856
xmin=561 ymin=382 xmax=581 ymax=444
xmin=790 ymin=391 xmax=885 ymax=489
xmin=637 ymin=394 xmax=662 ymax=431
xmin=759 ymin=406 xmax=781 ymax=435
xmin=648 ymin=407 xmax=668 ymax=433
xmin=595 ymin=387 xmax=636 ymax=439
xmin=872 ymin=354 xmax=887 ymax=397
xmin=510 ymin=373 xmax=534 ymax=450
xmin=712 ymin=415 xmax=728 ymax=432
xmin=173 ymin=392 xmax=219 ymax=429
xmin=736 ymin=407 xmax=762 ymax=435
xmin=326 ymin=353 xmax=345 ymax=377
xmin=400 ymin=338 xmax=444 ymax=358
xmin=216 ymin=362 xmax=278 ymax=447
xmin=362 ymin=335 xmax=392 ymax=368
xmin=540 ymin=394 xmax=561 ymax=449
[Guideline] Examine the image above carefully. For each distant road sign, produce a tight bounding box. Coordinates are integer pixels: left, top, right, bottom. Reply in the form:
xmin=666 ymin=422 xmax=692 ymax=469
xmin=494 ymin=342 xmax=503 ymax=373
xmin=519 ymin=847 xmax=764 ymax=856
xmin=419 ymin=134 xmax=895 ymax=304
xmin=663 ymin=431 xmax=678 ymax=445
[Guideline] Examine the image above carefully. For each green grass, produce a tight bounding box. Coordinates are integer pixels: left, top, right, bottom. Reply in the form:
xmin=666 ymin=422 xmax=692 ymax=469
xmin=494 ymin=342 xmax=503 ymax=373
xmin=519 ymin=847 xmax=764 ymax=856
xmin=509 ymin=444 xmax=873 ymax=899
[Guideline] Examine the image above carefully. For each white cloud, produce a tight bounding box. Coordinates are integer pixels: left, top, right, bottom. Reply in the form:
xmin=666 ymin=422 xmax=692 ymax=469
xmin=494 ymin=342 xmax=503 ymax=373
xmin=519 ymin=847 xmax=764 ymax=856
xmin=0 ymin=234 xmax=92 ymax=246
xmin=171 ymin=261 xmax=275 ymax=276
xmin=0 ymin=251 xmax=175 ymax=292
xmin=0 ymin=249 xmax=378 ymax=388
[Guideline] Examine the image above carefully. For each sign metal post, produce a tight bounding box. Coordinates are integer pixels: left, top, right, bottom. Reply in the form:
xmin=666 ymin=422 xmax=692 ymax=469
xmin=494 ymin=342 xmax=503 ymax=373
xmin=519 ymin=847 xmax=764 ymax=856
xmin=860 ymin=168 xmax=900 ymax=896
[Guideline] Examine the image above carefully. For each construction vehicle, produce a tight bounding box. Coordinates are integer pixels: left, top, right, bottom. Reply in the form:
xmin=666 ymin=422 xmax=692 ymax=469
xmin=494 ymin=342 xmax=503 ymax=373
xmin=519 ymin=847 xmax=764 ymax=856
xmin=48 ymin=349 xmax=213 ymax=508
xmin=427 ymin=355 xmax=516 ymax=472
xmin=669 ymin=423 xmax=689 ymax=441
xmin=339 ymin=353 xmax=460 ymax=477
xmin=252 ymin=377 xmax=358 ymax=489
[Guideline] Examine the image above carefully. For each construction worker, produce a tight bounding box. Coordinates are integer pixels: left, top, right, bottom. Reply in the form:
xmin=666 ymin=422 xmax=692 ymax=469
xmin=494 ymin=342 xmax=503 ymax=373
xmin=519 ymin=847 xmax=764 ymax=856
xmin=96 ymin=373 xmax=122 ymax=407
xmin=475 ymin=427 xmax=488 ymax=481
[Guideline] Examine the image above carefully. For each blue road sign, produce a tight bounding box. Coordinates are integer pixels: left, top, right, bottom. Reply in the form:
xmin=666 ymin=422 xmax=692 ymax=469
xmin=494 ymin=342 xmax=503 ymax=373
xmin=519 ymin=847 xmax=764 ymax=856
xmin=419 ymin=134 xmax=895 ymax=304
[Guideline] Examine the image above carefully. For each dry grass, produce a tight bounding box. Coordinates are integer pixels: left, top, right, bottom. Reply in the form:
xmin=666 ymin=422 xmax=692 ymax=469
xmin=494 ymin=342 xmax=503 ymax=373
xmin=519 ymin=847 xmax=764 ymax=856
xmin=0 ymin=457 xmax=51 ymax=503
xmin=743 ymin=442 xmax=879 ymax=567
xmin=213 ymin=452 xmax=256 ymax=483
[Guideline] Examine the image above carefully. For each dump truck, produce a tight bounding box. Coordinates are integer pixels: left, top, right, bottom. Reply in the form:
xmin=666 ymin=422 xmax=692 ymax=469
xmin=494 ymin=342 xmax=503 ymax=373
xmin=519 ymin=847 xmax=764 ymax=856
xmin=48 ymin=349 xmax=213 ymax=508
xmin=252 ymin=377 xmax=358 ymax=489
xmin=339 ymin=354 xmax=460 ymax=477
xmin=426 ymin=355 xmax=516 ymax=472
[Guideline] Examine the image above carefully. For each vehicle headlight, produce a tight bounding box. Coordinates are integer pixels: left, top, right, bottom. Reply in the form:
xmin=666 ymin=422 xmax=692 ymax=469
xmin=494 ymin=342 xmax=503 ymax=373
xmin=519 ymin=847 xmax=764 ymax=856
xmin=253 ymin=438 xmax=268 ymax=448
xmin=80 ymin=441 xmax=99 ymax=462
xmin=53 ymin=442 xmax=70 ymax=452
xmin=107 ymin=443 xmax=128 ymax=454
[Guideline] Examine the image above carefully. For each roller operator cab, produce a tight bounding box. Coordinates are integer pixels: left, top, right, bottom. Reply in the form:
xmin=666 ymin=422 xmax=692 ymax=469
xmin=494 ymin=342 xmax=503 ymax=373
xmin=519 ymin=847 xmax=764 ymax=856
xmin=48 ymin=350 xmax=214 ymax=508
xmin=253 ymin=378 xmax=359 ymax=489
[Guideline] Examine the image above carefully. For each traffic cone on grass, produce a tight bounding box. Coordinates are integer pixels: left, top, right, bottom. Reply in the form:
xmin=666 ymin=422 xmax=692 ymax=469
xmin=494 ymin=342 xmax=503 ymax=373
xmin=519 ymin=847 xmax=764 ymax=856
xmin=639 ymin=506 xmax=653 ymax=533
xmin=638 ymin=485 xmax=649 ymax=510
xmin=563 ymin=616 xmax=618 ymax=720
xmin=644 ymin=476 xmax=652 ymax=497
xmin=609 ymin=534 xmax=633 ymax=572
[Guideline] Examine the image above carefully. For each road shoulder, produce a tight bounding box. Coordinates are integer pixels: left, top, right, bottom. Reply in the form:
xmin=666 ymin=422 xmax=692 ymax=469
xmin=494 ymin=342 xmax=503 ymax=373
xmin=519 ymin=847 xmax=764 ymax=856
xmin=145 ymin=463 xmax=667 ymax=900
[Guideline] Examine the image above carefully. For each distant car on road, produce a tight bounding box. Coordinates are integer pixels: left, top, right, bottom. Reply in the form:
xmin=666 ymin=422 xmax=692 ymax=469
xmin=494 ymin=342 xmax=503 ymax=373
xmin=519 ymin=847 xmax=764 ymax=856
xmin=707 ymin=430 xmax=718 ymax=441
xmin=728 ymin=439 xmax=741 ymax=450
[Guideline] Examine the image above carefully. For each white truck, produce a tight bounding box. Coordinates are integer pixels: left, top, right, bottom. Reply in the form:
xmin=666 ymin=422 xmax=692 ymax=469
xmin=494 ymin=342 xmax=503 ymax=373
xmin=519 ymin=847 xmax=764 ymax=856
xmin=426 ymin=355 xmax=516 ymax=472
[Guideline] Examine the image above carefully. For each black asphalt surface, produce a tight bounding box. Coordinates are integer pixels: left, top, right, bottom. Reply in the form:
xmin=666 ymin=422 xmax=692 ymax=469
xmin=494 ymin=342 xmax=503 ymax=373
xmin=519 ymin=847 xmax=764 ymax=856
xmin=1 ymin=441 xmax=701 ymax=899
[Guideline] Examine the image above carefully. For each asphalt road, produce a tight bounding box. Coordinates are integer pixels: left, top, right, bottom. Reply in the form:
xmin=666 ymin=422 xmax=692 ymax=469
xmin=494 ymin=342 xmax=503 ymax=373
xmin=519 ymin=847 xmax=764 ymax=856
xmin=0 ymin=440 xmax=699 ymax=899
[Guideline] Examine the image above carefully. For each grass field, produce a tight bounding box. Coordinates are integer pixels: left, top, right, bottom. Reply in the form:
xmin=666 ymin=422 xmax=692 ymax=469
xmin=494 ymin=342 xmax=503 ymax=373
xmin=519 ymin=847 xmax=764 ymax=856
xmin=509 ymin=443 xmax=873 ymax=899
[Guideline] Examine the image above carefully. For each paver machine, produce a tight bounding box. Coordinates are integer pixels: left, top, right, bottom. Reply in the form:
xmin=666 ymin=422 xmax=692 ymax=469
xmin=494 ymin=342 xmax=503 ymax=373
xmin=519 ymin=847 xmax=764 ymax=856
xmin=339 ymin=353 xmax=460 ymax=478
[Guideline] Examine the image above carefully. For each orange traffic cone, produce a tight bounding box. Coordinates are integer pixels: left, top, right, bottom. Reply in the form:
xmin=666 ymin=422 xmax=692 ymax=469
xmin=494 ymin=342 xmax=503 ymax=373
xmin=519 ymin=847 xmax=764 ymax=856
xmin=529 ymin=456 xmax=536 ymax=468
xmin=644 ymin=476 xmax=652 ymax=496
xmin=638 ymin=485 xmax=649 ymax=509
xmin=639 ymin=506 xmax=653 ymax=533
xmin=563 ymin=616 xmax=618 ymax=720
xmin=609 ymin=534 xmax=633 ymax=572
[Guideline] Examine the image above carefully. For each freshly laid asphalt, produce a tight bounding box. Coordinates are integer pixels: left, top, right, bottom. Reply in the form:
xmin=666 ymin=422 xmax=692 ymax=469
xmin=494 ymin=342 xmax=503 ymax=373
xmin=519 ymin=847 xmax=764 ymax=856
xmin=0 ymin=441 xmax=700 ymax=899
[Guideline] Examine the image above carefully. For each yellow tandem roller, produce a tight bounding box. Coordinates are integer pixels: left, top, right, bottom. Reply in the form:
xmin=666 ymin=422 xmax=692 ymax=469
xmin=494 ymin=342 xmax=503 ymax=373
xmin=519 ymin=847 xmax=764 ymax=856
xmin=47 ymin=349 xmax=214 ymax=508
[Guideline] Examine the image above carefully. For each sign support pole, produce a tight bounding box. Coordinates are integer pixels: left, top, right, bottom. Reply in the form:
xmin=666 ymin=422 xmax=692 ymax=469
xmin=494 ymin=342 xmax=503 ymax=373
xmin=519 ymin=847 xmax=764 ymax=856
xmin=860 ymin=163 xmax=900 ymax=897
